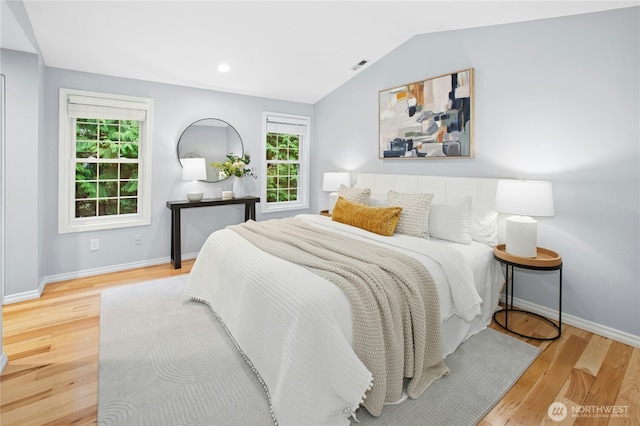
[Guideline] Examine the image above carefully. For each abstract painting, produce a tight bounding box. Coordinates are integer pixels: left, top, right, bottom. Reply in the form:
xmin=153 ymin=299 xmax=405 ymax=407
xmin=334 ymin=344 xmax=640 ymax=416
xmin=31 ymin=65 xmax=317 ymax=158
xmin=379 ymin=68 xmax=474 ymax=159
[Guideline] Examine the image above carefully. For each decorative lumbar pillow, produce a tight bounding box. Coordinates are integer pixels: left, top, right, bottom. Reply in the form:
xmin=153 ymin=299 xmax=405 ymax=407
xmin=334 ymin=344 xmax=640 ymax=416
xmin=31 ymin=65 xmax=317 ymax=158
xmin=428 ymin=196 xmax=473 ymax=244
xmin=332 ymin=196 xmax=402 ymax=236
xmin=337 ymin=184 xmax=371 ymax=205
xmin=387 ymin=190 xmax=434 ymax=238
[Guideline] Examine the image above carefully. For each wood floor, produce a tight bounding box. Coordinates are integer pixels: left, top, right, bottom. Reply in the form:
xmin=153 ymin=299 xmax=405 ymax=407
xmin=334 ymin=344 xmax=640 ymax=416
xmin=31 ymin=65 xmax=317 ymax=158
xmin=1 ymin=261 xmax=638 ymax=425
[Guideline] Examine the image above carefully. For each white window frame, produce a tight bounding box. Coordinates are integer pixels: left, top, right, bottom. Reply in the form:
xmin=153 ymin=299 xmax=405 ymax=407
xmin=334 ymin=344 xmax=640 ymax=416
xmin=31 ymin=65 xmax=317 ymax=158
xmin=260 ymin=111 xmax=310 ymax=213
xmin=58 ymin=88 xmax=153 ymax=233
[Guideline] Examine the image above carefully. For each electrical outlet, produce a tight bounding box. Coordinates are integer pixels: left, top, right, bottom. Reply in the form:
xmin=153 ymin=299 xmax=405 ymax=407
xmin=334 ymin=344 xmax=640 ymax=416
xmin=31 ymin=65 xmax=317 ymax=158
xmin=90 ymin=238 xmax=99 ymax=251
xmin=134 ymin=234 xmax=142 ymax=245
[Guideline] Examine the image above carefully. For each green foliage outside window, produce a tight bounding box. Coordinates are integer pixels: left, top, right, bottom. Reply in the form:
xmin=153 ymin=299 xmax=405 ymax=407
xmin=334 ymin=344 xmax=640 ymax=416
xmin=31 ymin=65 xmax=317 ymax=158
xmin=75 ymin=119 xmax=140 ymax=218
xmin=266 ymin=132 xmax=300 ymax=202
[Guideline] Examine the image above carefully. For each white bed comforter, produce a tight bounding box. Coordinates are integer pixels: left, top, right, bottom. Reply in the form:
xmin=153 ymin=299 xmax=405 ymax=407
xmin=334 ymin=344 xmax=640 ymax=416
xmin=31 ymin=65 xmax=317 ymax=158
xmin=184 ymin=214 xmax=485 ymax=426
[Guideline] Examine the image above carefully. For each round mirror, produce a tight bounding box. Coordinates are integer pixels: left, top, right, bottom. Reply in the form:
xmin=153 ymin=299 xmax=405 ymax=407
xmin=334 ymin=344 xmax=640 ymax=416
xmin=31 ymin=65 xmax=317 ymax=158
xmin=177 ymin=118 xmax=243 ymax=182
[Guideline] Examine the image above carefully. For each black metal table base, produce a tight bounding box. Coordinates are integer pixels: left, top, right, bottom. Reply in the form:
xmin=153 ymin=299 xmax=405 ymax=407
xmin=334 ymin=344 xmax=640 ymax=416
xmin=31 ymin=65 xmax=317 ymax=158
xmin=493 ymin=257 xmax=562 ymax=341
xmin=493 ymin=308 xmax=561 ymax=341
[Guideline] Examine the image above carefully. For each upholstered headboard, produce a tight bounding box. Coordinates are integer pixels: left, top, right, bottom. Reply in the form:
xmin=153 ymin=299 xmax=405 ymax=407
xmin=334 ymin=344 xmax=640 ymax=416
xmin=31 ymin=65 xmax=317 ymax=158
xmin=355 ymin=173 xmax=508 ymax=243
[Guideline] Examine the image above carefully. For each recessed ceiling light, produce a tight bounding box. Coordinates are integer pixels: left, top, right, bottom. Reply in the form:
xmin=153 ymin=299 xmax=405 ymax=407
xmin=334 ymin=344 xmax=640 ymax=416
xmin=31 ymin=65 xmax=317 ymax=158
xmin=217 ymin=63 xmax=231 ymax=73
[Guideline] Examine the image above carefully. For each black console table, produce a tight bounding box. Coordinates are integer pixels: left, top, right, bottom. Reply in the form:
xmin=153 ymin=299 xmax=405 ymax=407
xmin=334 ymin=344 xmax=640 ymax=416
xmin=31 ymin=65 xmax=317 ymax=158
xmin=166 ymin=196 xmax=260 ymax=269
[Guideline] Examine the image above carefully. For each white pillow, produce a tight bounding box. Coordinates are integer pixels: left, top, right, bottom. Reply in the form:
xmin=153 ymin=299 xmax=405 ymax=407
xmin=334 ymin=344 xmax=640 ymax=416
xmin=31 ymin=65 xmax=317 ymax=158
xmin=387 ymin=190 xmax=434 ymax=238
xmin=428 ymin=197 xmax=472 ymax=244
xmin=337 ymin=184 xmax=370 ymax=205
xmin=368 ymin=193 xmax=388 ymax=208
xmin=471 ymin=205 xmax=499 ymax=246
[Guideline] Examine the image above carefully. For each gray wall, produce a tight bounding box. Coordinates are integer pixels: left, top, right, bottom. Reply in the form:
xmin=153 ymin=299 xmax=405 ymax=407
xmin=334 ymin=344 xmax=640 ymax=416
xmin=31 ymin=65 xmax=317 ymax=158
xmin=0 ymin=61 xmax=313 ymax=300
xmin=40 ymin=69 xmax=313 ymax=281
xmin=1 ymin=55 xmax=313 ymax=300
xmin=0 ymin=48 xmax=44 ymax=298
xmin=314 ymin=8 xmax=640 ymax=337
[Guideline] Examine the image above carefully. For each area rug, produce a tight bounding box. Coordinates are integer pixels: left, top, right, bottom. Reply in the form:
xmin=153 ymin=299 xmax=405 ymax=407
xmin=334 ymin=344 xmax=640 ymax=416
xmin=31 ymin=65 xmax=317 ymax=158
xmin=98 ymin=276 xmax=539 ymax=426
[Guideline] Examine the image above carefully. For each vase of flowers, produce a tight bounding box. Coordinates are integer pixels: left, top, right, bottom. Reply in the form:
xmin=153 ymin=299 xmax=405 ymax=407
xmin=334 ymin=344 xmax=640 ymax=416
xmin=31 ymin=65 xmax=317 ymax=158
xmin=211 ymin=153 xmax=256 ymax=199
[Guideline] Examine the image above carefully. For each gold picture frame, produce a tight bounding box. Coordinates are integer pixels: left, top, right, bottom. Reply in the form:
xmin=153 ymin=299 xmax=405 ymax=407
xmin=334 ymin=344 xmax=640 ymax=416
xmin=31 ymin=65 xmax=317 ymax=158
xmin=379 ymin=68 xmax=474 ymax=159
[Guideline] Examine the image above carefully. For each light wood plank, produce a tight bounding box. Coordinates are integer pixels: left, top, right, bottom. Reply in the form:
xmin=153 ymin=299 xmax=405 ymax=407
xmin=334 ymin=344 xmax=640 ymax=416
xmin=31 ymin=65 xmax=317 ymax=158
xmin=614 ymin=347 xmax=640 ymax=425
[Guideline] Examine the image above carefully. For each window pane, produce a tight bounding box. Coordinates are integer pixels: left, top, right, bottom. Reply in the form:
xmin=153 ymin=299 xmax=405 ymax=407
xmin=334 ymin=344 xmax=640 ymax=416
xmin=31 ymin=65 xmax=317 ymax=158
xmin=99 ymin=181 xmax=118 ymax=198
xmin=99 ymin=142 xmax=118 ymax=159
xmin=120 ymin=180 xmax=138 ymax=196
xmin=100 ymin=123 xmax=120 ymax=141
xmin=266 ymin=133 xmax=278 ymax=147
xmin=76 ymin=200 xmax=96 ymax=218
xmin=121 ymin=164 xmax=138 ymax=179
xmin=99 ymin=163 xmax=118 ymax=179
xmin=120 ymin=198 xmax=137 ymax=214
xmin=120 ymin=142 xmax=139 ymax=159
xmin=266 ymin=149 xmax=277 ymax=161
xmin=98 ymin=199 xmax=118 ymax=216
xmin=76 ymin=142 xmax=97 ymax=159
xmin=277 ymin=190 xmax=289 ymax=202
xmin=76 ymin=123 xmax=98 ymax=140
xmin=119 ymin=123 xmax=139 ymax=142
xmin=266 ymin=133 xmax=278 ymax=160
xmin=76 ymin=162 xmax=97 ymax=180
xmin=277 ymin=163 xmax=288 ymax=175
xmin=75 ymin=181 xmax=96 ymax=199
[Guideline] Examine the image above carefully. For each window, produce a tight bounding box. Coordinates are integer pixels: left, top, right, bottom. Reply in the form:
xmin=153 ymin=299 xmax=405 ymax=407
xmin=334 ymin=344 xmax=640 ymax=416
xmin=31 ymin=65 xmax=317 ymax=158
xmin=58 ymin=89 xmax=153 ymax=233
xmin=261 ymin=112 xmax=310 ymax=213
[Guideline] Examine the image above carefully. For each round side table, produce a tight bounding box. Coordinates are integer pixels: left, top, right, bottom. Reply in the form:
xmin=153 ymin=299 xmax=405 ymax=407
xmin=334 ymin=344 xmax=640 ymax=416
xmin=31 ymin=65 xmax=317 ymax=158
xmin=493 ymin=244 xmax=562 ymax=341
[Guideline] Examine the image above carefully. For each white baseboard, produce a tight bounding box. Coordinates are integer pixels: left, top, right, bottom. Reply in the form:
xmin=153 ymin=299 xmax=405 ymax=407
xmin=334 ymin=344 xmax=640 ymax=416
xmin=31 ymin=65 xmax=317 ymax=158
xmin=0 ymin=352 xmax=7 ymax=373
xmin=3 ymin=288 xmax=41 ymax=305
xmin=2 ymin=252 xmax=199 ymax=305
xmin=501 ymin=295 xmax=640 ymax=349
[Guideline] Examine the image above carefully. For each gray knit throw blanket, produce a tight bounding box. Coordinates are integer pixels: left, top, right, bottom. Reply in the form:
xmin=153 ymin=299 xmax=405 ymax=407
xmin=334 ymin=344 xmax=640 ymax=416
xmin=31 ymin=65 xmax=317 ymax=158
xmin=229 ymin=218 xmax=449 ymax=417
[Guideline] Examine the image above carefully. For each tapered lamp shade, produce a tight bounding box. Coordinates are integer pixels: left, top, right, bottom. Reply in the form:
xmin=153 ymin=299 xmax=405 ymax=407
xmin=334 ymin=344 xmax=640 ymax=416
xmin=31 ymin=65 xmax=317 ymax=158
xmin=323 ymin=172 xmax=350 ymax=213
xmin=322 ymin=172 xmax=350 ymax=192
xmin=182 ymin=158 xmax=207 ymax=201
xmin=495 ymin=180 xmax=555 ymax=258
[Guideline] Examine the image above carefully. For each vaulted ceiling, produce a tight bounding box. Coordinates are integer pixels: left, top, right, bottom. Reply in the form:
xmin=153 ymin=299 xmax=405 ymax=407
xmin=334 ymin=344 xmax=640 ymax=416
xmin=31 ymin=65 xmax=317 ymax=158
xmin=1 ymin=1 xmax=637 ymax=103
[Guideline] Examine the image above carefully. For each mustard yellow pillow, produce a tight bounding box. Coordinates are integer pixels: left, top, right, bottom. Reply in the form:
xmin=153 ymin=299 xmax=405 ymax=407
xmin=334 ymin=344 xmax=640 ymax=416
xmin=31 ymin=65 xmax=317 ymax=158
xmin=332 ymin=196 xmax=402 ymax=236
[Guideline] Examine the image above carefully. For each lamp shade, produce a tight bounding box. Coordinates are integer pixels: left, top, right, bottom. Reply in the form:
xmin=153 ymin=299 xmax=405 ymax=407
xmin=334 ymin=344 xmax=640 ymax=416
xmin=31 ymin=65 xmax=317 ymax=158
xmin=496 ymin=180 xmax=554 ymax=257
xmin=182 ymin=158 xmax=207 ymax=181
xmin=322 ymin=172 xmax=350 ymax=192
xmin=495 ymin=180 xmax=555 ymax=217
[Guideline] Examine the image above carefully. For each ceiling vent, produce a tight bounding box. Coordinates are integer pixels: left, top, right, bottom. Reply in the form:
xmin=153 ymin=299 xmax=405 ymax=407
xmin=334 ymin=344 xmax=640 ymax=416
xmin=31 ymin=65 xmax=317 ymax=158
xmin=351 ymin=59 xmax=368 ymax=71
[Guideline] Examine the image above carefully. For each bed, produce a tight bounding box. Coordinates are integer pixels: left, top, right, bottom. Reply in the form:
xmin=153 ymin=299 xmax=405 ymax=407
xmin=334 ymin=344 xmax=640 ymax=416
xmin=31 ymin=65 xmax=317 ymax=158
xmin=184 ymin=173 xmax=507 ymax=426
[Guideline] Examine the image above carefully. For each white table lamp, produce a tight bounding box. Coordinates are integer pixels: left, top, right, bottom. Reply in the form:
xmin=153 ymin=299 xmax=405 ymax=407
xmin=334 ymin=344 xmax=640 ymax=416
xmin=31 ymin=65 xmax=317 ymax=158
xmin=182 ymin=158 xmax=207 ymax=201
xmin=495 ymin=180 xmax=555 ymax=258
xmin=322 ymin=172 xmax=350 ymax=213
